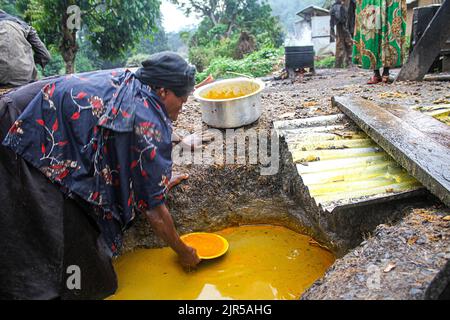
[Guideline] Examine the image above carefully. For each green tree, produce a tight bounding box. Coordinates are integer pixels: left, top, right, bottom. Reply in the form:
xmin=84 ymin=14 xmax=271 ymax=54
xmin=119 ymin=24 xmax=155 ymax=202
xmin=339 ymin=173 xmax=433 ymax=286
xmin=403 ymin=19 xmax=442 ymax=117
xmin=21 ymin=0 xmax=161 ymax=74
xmin=134 ymin=19 xmax=169 ymax=56
xmin=0 ymin=0 xmax=22 ymax=17
xmin=171 ymin=0 xmax=284 ymax=46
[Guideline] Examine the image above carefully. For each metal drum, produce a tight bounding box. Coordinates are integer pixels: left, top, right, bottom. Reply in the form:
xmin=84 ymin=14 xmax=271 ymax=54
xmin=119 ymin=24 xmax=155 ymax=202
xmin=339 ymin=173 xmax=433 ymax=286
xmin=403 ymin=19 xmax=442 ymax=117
xmin=285 ymin=46 xmax=315 ymax=70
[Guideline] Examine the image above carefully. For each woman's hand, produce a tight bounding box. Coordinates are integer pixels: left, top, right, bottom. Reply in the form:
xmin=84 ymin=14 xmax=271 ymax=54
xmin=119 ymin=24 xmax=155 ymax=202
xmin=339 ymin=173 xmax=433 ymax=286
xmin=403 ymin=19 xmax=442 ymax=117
xmin=178 ymin=245 xmax=201 ymax=270
xmin=169 ymin=173 xmax=189 ymax=191
xmin=181 ymin=131 xmax=215 ymax=151
xmin=145 ymin=204 xmax=201 ymax=269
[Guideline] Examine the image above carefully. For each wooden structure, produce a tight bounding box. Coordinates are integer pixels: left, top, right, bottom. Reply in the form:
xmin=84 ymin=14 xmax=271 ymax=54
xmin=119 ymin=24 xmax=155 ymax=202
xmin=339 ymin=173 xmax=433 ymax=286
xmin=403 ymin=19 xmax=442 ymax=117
xmin=397 ymin=0 xmax=450 ymax=81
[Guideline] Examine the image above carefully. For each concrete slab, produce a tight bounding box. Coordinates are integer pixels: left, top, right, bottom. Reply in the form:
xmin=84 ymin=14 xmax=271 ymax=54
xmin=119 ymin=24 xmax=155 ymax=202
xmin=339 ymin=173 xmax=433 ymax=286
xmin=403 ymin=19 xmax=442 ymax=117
xmin=333 ymin=96 xmax=450 ymax=207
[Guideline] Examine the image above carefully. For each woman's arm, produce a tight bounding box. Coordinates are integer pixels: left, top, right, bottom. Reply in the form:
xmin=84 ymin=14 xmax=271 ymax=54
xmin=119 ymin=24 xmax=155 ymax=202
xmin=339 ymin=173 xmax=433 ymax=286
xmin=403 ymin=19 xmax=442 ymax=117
xmin=145 ymin=204 xmax=200 ymax=268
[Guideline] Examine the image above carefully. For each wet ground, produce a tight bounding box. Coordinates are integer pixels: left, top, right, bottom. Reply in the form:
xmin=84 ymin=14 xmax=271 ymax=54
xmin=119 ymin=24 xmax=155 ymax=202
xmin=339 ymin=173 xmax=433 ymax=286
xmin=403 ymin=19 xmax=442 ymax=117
xmin=302 ymin=205 xmax=450 ymax=300
xmin=173 ymin=67 xmax=450 ymax=146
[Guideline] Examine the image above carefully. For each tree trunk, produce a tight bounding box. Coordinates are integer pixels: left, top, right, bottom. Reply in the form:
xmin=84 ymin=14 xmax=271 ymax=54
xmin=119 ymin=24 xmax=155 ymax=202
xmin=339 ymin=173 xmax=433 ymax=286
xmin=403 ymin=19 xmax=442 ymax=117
xmin=225 ymin=23 xmax=234 ymax=38
xmin=64 ymin=58 xmax=75 ymax=75
xmin=209 ymin=12 xmax=218 ymax=26
xmin=60 ymin=11 xmax=78 ymax=74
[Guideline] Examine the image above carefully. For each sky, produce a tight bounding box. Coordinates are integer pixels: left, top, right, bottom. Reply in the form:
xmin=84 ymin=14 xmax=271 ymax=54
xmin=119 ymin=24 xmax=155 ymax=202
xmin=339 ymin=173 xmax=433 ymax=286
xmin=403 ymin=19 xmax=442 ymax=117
xmin=161 ymin=0 xmax=201 ymax=33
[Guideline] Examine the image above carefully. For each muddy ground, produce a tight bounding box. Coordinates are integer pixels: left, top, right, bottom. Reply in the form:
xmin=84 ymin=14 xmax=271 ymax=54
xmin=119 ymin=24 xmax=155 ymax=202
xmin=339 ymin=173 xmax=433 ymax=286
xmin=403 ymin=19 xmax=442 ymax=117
xmin=176 ymin=68 xmax=450 ymax=132
xmin=302 ymin=205 xmax=450 ymax=300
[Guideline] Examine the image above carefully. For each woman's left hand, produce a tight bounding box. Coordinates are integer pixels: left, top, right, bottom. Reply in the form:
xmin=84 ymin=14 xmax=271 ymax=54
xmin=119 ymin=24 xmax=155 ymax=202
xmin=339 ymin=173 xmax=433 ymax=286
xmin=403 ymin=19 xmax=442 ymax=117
xmin=169 ymin=172 xmax=189 ymax=191
xmin=181 ymin=131 xmax=215 ymax=151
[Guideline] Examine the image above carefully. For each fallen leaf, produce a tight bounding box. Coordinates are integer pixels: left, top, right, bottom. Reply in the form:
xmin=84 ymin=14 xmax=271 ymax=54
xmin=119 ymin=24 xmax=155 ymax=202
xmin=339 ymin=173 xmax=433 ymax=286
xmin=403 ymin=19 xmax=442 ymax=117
xmin=442 ymin=216 xmax=450 ymax=221
xmin=408 ymin=237 xmax=418 ymax=245
xmin=433 ymin=98 xmax=450 ymax=105
xmin=428 ymin=235 xmax=441 ymax=242
xmin=278 ymin=112 xmax=296 ymax=119
xmin=380 ymin=92 xmax=408 ymax=99
xmin=384 ymin=263 xmax=396 ymax=273
xmin=303 ymin=101 xmax=318 ymax=108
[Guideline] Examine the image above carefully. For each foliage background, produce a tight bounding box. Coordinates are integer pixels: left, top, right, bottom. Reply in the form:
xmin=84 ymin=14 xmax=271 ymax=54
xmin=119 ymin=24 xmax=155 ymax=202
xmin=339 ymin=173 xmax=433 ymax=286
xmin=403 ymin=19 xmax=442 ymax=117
xmin=1 ymin=0 xmax=328 ymax=80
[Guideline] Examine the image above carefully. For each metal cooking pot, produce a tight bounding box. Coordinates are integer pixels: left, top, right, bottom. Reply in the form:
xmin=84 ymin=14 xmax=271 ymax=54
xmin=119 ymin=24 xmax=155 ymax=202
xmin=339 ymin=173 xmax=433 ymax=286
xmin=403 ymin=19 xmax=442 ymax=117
xmin=193 ymin=77 xmax=265 ymax=129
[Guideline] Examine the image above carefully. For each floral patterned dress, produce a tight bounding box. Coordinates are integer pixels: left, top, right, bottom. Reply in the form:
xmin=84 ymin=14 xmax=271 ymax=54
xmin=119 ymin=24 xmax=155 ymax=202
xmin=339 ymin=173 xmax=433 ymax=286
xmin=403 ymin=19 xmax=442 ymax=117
xmin=352 ymin=0 xmax=407 ymax=70
xmin=2 ymin=69 xmax=173 ymax=256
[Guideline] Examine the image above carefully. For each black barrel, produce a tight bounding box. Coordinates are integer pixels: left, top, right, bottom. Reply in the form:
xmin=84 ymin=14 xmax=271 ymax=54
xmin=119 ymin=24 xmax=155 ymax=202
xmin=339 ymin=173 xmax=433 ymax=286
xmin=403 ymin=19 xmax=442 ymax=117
xmin=285 ymin=46 xmax=315 ymax=70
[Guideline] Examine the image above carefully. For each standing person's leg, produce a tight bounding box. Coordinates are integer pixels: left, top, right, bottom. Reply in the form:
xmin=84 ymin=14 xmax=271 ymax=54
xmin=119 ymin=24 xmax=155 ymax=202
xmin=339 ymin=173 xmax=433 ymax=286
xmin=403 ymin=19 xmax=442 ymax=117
xmin=368 ymin=69 xmax=382 ymax=84
xmin=382 ymin=67 xmax=390 ymax=83
xmin=344 ymin=31 xmax=354 ymax=67
xmin=335 ymin=24 xmax=345 ymax=68
xmin=353 ymin=0 xmax=385 ymax=84
xmin=380 ymin=0 xmax=406 ymax=82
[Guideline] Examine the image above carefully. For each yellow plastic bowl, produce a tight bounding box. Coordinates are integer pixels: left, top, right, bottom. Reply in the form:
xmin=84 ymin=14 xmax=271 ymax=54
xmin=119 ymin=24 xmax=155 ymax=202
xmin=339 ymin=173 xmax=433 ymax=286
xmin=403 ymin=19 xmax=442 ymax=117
xmin=180 ymin=233 xmax=229 ymax=260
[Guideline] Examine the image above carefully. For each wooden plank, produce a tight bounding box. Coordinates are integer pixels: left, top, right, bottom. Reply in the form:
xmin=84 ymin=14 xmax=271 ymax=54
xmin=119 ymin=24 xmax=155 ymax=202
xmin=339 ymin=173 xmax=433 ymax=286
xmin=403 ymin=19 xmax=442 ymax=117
xmin=333 ymin=96 xmax=450 ymax=207
xmin=397 ymin=0 xmax=450 ymax=81
xmin=424 ymin=72 xmax=450 ymax=81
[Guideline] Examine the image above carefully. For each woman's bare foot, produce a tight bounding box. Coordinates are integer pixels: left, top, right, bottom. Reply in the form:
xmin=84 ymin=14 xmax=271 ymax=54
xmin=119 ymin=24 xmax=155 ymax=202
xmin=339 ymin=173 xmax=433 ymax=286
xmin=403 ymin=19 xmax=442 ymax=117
xmin=367 ymin=75 xmax=382 ymax=85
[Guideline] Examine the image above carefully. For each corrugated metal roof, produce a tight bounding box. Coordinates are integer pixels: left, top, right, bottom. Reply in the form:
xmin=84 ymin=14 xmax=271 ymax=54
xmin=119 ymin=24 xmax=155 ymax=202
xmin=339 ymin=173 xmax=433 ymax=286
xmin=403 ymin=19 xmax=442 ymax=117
xmin=296 ymin=5 xmax=330 ymax=17
xmin=275 ymin=114 xmax=423 ymax=212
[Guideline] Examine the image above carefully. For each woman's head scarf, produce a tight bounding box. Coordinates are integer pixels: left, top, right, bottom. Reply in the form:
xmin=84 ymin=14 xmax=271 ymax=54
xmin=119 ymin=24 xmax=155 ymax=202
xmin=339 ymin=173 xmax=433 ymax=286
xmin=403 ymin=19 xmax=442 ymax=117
xmin=135 ymin=51 xmax=196 ymax=97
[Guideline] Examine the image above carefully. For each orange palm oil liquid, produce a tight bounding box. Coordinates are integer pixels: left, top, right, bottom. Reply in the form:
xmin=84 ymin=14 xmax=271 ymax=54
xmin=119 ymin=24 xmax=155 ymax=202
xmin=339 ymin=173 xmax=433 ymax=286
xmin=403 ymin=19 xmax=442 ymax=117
xmin=107 ymin=225 xmax=335 ymax=300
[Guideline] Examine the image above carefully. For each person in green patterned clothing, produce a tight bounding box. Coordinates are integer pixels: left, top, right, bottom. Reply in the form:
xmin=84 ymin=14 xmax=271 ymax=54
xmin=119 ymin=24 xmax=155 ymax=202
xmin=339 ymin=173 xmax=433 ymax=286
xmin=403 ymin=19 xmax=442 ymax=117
xmin=352 ymin=0 xmax=407 ymax=84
